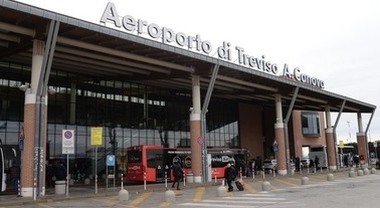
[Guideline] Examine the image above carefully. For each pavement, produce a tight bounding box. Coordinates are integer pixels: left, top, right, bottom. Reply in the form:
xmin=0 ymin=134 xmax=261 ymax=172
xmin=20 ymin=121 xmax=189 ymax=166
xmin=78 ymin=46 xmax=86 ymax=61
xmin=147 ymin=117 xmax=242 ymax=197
xmin=0 ymin=167 xmax=375 ymax=207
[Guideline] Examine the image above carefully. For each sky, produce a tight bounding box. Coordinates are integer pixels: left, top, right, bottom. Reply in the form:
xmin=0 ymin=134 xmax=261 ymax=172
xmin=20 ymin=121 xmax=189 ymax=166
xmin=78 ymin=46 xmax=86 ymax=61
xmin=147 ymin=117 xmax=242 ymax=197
xmin=13 ymin=0 xmax=380 ymax=143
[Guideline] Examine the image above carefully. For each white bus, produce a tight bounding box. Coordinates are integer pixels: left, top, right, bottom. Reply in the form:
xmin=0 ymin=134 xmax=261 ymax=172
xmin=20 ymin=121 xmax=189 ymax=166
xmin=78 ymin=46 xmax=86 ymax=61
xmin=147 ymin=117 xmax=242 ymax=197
xmin=309 ymin=145 xmax=328 ymax=168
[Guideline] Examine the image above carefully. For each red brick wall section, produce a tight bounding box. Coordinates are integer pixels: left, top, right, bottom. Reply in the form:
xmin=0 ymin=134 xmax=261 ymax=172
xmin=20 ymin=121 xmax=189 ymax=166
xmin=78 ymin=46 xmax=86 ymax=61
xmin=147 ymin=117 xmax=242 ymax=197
xmin=190 ymin=120 xmax=202 ymax=177
xmin=21 ymin=103 xmax=36 ymax=188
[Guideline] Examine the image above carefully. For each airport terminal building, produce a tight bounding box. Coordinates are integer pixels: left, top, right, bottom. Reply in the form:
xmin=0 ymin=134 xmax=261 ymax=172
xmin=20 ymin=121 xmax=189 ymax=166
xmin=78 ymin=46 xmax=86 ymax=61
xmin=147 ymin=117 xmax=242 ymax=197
xmin=0 ymin=1 xmax=376 ymax=197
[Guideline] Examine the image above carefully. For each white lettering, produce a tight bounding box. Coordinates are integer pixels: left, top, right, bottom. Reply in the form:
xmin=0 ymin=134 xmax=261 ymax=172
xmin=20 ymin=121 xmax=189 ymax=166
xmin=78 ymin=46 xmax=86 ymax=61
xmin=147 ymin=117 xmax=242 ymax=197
xmin=122 ymin=15 xmax=136 ymax=31
xmin=100 ymin=2 xmax=121 ymax=27
xmin=100 ymin=3 xmax=324 ymax=89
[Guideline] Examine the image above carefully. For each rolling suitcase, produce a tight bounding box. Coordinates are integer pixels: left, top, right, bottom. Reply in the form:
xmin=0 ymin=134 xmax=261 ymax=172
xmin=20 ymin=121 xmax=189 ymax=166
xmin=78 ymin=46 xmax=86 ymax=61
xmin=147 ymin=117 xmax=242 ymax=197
xmin=235 ymin=180 xmax=244 ymax=191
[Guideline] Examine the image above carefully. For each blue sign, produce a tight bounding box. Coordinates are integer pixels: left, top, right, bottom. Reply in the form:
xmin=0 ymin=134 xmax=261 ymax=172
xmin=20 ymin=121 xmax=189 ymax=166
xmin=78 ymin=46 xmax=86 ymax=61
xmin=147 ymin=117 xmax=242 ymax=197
xmin=106 ymin=155 xmax=115 ymax=166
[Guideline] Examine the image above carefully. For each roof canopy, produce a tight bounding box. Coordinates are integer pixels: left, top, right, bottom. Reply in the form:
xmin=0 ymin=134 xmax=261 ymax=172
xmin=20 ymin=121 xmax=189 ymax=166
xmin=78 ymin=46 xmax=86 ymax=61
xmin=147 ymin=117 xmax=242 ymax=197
xmin=0 ymin=1 xmax=376 ymax=113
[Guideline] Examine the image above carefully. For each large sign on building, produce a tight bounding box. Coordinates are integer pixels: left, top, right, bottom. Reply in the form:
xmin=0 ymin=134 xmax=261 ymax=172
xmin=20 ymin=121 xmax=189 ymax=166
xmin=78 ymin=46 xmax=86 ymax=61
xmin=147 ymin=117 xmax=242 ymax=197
xmin=100 ymin=2 xmax=324 ymax=88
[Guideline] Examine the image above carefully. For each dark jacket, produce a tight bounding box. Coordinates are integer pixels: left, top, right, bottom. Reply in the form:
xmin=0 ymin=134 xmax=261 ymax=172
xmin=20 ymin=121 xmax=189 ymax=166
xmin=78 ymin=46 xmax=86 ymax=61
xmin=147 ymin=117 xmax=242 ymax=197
xmin=224 ymin=166 xmax=236 ymax=181
xmin=172 ymin=163 xmax=183 ymax=178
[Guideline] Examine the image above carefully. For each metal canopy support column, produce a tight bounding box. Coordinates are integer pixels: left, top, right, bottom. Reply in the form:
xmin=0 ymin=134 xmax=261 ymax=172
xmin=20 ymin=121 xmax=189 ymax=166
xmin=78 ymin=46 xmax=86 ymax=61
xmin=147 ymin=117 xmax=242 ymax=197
xmin=333 ymin=100 xmax=346 ymax=170
xmin=283 ymin=86 xmax=299 ymax=174
xmin=201 ymin=64 xmax=219 ymax=183
xmin=33 ymin=20 xmax=59 ymax=197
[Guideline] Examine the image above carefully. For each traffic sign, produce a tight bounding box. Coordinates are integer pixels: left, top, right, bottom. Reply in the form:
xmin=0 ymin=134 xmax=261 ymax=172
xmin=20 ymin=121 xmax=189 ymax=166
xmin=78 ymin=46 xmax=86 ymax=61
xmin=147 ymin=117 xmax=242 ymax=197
xmin=106 ymin=155 xmax=115 ymax=166
xmin=62 ymin=129 xmax=75 ymax=154
xmin=197 ymin=136 xmax=204 ymax=145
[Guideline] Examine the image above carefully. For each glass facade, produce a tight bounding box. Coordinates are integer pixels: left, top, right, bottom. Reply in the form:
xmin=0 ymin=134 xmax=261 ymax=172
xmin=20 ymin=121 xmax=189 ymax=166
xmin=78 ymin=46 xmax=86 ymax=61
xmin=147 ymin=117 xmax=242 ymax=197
xmin=301 ymin=111 xmax=321 ymax=137
xmin=0 ymin=61 xmax=240 ymax=162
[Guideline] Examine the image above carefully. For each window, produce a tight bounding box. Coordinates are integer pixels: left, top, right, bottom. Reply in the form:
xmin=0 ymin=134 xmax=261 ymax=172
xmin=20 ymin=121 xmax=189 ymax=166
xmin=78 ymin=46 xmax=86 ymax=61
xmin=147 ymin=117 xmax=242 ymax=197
xmin=301 ymin=112 xmax=320 ymax=137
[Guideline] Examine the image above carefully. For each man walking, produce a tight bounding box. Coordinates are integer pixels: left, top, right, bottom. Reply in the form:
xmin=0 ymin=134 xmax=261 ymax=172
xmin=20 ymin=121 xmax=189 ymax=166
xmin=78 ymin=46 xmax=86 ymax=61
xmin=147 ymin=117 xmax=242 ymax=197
xmin=224 ymin=163 xmax=236 ymax=192
xmin=172 ymin=161 xmax=183 ymax=190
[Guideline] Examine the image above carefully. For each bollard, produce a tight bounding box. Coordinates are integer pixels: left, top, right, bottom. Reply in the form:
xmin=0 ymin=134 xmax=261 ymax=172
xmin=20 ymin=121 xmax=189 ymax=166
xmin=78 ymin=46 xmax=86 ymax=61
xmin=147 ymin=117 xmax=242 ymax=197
xmin=371 ymin=168 xmax=377 ymax=174
xmin=120 ymin=174 xmax=124 ymax=190
xmin=143 ymin=172 xmax=147 ymax=190
xmin=262 ymin=169 xmax=266 ymax=180
xmin=183 ymin=172 xmax=186 ymax=187
xmin=349 ymin=170 xmax=356 ymax=177
xmin=327 ymin=173 xmax=334 ymax=181
xmin=118 ymin=189 xmax=129 ymax=201
xmin=33 ymin=177 xmax=37 ymax=201
xmin=301 ymin=176 xmax=309 ymax=185
xmin=17 ymin=179 xmax=21 ymax=196
xmin=357 ymin=170 xmax=364 ymax=176
xmin=262 ymin=181 xmax=271 ymax=191
xmin=217 ymin=185 xmax=227 ymax=197
xmin=164 ymin=171 xmax=168 ymax=188
xmin=165 ymin=189 xmax=176 ymax=202
xmin=363 ymin=168 xmax=370 ymax=175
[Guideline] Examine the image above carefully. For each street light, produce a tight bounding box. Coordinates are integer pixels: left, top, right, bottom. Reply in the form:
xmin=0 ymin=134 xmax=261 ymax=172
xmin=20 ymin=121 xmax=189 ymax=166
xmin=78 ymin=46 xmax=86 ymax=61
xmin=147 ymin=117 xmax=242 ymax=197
xmin=346 ymin=121 xmax=351 ymax=143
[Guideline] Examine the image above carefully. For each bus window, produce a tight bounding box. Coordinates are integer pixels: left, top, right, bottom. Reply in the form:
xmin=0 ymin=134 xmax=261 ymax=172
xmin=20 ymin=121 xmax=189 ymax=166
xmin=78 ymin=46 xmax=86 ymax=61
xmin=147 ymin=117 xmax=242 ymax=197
xmin=127 ymin=149 xmax=142 ymax=163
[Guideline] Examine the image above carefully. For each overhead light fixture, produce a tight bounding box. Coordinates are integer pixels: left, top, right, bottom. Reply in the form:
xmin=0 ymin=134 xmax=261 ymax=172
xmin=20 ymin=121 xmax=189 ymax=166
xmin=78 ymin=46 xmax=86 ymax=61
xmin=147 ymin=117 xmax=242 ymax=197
xmin=18 ymin=83 xmax=30 ymax=92
xmin=48 ymin=87 xmax=56 ymax=94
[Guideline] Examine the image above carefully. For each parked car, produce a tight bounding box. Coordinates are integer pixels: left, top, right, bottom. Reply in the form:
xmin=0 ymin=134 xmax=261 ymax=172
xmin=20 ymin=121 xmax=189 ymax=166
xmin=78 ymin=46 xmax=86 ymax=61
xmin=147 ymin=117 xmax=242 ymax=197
xmin=301 ymin=158 xmax=310 ymax=168
xmin=263 ymin=158 xmax=296 ymax=173
xmin=264 ymin=159 xmax=277 ymax=171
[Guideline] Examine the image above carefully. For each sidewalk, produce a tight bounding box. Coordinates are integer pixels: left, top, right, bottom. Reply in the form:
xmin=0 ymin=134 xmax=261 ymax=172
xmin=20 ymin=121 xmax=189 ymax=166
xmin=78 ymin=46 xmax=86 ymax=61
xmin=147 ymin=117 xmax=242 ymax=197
xmin=0 ymin=168 xmax=355 ymax=207
xmin=0 ymin=178 xmax=213 ymax=207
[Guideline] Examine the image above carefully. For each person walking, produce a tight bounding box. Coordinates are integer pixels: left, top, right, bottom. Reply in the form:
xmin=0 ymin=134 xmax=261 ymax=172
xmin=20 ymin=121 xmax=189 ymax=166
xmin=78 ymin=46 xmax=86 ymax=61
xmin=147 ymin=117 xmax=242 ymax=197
xmin=171 ymin=161 xmax=183 ymax=190
xmin=9 ymin=164 xmax=20 ymax=194
xmin=315 ymin=156 xmax=320 ymax=170
xmin=224 ymin=163 xmax=236 ymax=192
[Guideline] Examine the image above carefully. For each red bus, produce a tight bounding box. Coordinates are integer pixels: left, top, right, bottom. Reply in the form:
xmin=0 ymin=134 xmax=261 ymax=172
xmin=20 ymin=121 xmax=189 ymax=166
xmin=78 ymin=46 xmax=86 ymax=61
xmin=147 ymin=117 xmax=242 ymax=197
xmin=126 ymin=145 xmax=250 ymax=182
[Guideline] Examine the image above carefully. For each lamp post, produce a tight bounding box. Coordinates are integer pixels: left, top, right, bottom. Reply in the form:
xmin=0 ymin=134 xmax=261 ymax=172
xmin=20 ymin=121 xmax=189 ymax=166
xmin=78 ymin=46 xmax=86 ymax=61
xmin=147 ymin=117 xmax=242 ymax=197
xmin=346 ymin=121 xmax=351 ymax=143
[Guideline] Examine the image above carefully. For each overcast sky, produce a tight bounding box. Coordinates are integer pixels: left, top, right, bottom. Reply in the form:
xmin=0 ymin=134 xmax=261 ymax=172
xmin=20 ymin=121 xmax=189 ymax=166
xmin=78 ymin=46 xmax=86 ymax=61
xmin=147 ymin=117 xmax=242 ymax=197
xmin=14 ymin=0 xmax=380 ymax=143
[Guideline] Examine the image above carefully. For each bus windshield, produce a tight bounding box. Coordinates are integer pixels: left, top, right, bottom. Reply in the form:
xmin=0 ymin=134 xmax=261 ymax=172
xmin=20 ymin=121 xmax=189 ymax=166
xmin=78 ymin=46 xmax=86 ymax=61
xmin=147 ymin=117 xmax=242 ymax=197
xmin=127 ymin=149 xmax=142 ymax=163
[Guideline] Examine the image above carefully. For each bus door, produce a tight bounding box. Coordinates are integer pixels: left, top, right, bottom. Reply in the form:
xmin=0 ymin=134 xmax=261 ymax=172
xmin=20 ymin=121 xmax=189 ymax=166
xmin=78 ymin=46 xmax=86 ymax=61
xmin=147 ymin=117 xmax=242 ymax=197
xmin=154 ymin=153 xmax=165 ymax=181
xmin=0 ymin=145 xmax=19 ymax=192
xmin=147 ymin=149 xmax=168 ymax=182
xmin=0 ymin=147 xmax=4 ymax=192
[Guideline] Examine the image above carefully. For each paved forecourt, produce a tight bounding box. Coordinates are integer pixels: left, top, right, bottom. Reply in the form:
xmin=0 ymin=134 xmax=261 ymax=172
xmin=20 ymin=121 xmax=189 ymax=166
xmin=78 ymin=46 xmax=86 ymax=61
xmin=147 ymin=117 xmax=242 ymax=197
xmin=0 ymin=168 xmax=378 ymax=208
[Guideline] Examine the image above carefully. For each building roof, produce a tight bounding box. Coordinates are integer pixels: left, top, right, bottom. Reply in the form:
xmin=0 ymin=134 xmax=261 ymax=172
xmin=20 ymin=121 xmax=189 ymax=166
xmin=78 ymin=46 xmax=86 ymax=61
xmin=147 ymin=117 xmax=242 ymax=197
xmin=0 ymin=0 xmax=376 ymax=113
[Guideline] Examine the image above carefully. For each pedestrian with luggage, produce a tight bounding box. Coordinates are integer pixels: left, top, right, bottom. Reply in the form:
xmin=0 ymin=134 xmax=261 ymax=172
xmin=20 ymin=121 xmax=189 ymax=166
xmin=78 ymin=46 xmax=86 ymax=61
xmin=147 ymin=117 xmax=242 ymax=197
xmin=224 ymin=163 xmax=236 ymax=192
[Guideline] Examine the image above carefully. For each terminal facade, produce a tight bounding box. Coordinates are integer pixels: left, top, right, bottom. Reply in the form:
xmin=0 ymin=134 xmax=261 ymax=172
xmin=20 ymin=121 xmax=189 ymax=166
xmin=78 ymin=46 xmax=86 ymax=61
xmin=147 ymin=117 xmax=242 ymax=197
xmin=0 ymin=1 xmax=376 ymax=197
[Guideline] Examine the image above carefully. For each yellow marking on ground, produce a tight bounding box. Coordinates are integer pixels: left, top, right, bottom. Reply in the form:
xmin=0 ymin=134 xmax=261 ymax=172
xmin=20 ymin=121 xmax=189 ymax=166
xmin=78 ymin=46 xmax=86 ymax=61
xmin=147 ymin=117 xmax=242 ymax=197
xmin=91 ymin=196 xmax=120 ymax=207
xmin=160 ymin=201 xmax=171 ymax=207
xmin=243 ymin=182 xmax=257 ymax=193
xmin=129 ymin=191 xmax=152 ymax=207
xmin=227 ymin=191 xmax=233 ymax=196
xmin=273 ymin=178 xmax=298 ymax=187
xmin=193 ymin=187 xmax=205 ymax=202
xmin=269 ymin=183 xmax=278 ymax=190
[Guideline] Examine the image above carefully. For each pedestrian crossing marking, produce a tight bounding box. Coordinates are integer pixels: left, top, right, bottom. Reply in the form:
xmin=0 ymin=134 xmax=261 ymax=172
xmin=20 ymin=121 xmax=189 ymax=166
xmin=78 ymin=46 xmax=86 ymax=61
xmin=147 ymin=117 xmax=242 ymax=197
xmin=179 ymin=192 xmax=303 ymax=207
